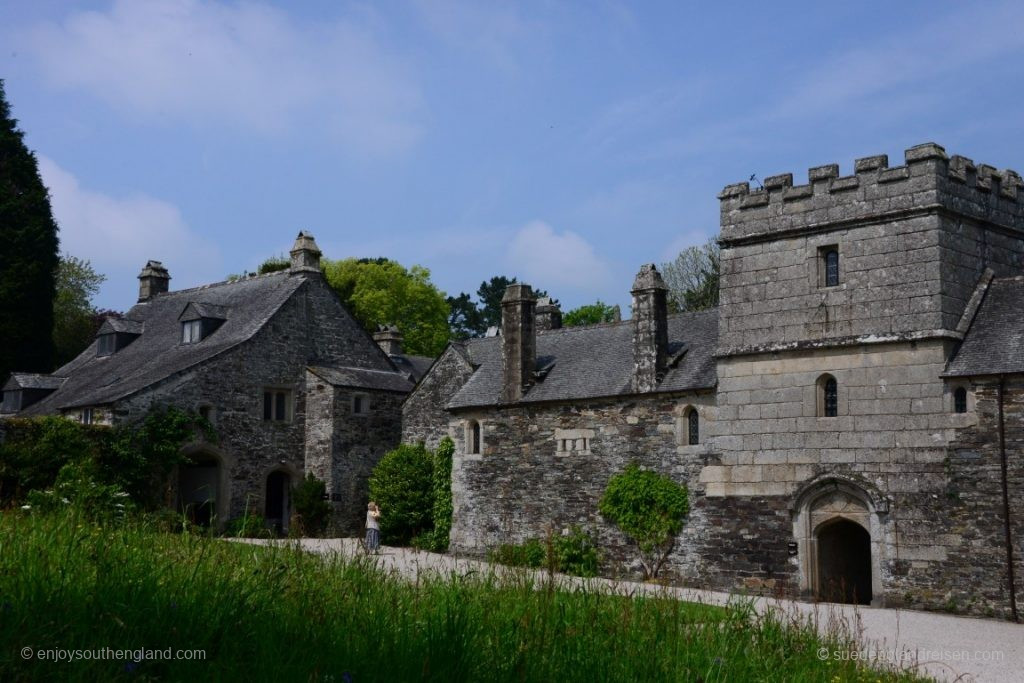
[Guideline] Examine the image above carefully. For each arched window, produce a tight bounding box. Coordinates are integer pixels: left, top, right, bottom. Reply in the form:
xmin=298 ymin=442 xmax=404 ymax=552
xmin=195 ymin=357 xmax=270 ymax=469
xmin=954 ymin=387 xmax=968 ymax=414
xmin=687 ymin=408 xmax=699 ymax=445
xmin=467 ymin=420 xmax=481 ymax=454
xmin=825 ymin=250 xmax=839 ymax=287
xmin=819 ymin=374 xmax=838 ymax=417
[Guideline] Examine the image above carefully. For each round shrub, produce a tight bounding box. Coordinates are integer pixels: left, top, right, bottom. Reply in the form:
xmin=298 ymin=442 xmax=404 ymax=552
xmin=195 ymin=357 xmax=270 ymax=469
xmin=368 ymin=443 xmax=434 ymax=545
xmin=599 ymin=463 xmax=689 ymax=578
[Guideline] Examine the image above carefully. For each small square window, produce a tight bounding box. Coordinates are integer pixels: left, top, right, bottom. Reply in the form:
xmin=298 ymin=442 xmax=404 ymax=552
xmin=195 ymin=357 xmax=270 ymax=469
xmin=97 ymin=334 xmax=116 ymax=357
xmin=81 ymin=408 xmax=94 ymax=425
xmin=352 ymin=394 xmax=369 ymax=415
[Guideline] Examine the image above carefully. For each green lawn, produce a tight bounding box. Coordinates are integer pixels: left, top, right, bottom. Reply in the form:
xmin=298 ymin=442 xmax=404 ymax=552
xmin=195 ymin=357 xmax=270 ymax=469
xmin=0 ymin=511 xmax=928 ymax=682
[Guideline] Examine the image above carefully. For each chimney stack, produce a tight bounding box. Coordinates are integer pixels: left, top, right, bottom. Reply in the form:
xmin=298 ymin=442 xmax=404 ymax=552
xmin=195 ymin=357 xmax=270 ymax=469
xmin=373 ymin=325 xmax=404 ymax=356
xmin=500 ymin=283 xmax=536 ymax=403
xmin=137 ymin=261 xmax=170 ymax=302
xmin=535 ymin=297 xmax=562 ymax=331
xmin=631 ymin=264 xmax=669 ymax=393
xmin=289 ymin=231 xmax=322 ymax=274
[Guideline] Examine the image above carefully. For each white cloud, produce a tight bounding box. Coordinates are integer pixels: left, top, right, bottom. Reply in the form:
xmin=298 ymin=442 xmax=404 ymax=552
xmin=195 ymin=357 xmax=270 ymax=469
xmin=38 ymin=156 xmax=223 ymax=310
xmin=505 ymin=220 xmax=610 ymax=292
xmin=412 ymin=0 xmax=536 ymax=72
xmin=23 ymin=0 xmax=422 ymax=155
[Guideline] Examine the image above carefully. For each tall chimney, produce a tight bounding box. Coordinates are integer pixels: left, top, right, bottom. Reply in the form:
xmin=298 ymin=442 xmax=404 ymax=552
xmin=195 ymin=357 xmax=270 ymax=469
xmin=137 ymin=260 xmax=170 ymax=302
xmin=373 ymin=325 xmax=404 ymax=355
xmin=631 ymin=264 xmax=669 ymax=393
xmin=501 ymin=283 xmax=536 ymax=403
xmin=289 ymin=231 xmax=322 ymax=274
xmin=535 ymin=297 xmax=562 ymax=331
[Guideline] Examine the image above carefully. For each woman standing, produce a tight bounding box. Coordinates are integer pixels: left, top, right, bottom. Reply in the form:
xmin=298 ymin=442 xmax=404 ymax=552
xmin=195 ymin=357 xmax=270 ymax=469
xmin=365 ymin=502 xmax=381 ymax=553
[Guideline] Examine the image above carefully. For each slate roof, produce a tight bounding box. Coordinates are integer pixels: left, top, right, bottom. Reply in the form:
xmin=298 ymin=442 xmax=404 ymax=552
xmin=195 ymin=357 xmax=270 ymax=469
xmin=945 ymin=276 xmax=1024 ymax=377
xmin=308 ymin=365 xmax=414 ymax=393
xmin=388 ymin=355 xmax=434 ymax=384
xmin=3 ymin=373 xmax=67 ymax=391
xmin=20 ymin=271 xmax=310 ymax=413
xmin=447 ymin=309 xmax=718 ymax=409
xmin=98 ymin=318 xmax=144 ymax=335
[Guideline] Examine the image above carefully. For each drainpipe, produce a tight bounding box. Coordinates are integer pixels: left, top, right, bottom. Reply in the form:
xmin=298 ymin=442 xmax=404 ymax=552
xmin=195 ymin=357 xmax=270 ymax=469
xmin=997 ymin=375 xmax=1019 ymax=622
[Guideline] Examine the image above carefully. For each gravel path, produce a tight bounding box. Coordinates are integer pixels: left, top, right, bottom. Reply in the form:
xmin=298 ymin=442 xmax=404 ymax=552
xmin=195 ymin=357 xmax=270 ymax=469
xmin=237 ymin=538 xmax=1024 ymax=682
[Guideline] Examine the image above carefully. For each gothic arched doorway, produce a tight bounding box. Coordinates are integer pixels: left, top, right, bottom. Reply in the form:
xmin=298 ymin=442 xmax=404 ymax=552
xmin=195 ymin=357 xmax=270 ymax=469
xmin=178 ymin=454 xmax=220 ymax=528
xmin=265 ymin=470 xmax=291 ymax=535
xmin=816 ymin=518 xmax=872 ymax=605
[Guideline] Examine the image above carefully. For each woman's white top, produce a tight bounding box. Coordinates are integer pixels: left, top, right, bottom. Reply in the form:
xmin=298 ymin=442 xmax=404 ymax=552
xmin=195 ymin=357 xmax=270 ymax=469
xmin=366 ymin=510 xmax=380 ymax=531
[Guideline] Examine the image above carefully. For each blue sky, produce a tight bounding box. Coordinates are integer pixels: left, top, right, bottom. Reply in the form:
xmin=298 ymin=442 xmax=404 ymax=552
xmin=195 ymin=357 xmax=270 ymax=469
xmin=3 ymin=1 xmax=1024 ymax=315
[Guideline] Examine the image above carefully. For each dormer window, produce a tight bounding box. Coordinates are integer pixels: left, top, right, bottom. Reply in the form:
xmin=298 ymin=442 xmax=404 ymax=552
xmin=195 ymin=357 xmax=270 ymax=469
xmin=97 ymin=334 xmax=116 ymax=357
xmin=94 ymin=318 xmax=142 ymax=356
xmin=178 ymin=302 xmax=227 ymax=345
xmin=182 ymin=319 xmax=202 ymax=344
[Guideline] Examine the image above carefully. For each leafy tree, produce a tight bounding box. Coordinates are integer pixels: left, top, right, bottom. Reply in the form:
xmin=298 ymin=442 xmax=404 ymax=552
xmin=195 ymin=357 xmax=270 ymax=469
xmin=322 ymin=257 xmax=449 ymax=357
xmin=476 ymin=276 xmax=517 ymax=330
xmin=446 ymin=292 xmax=484 ymax=340
xmin=563 ymin=301 xmax=619 ymax=327
xmin=258 ymin=254 xmax=290 ymax=274
xmin=0 ymin=79 xmax=60 ymax=382
xmin=660 ymin=237 xmax=720 ymax=312
xmin=52 ymin=255 xmax=107 ymax=368
xmin=599 ymin=463 xmax=690 ymax=579
xmin=368 ymin=443 xmax=435 ymax=545
xmin=292 ymin=473 xmax=332 ymax=537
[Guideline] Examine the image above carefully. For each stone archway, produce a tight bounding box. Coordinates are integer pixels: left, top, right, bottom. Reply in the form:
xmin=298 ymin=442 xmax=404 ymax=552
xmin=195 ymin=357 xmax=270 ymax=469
xmin=791 ymin=476 xmax=887 ymax=606
xmin=816 ymin=518 xmax=872 ymax=604
xmin=178 ymin=453 xmax=221 ymax=528
xmin=265 ymin=470 xmax=291 ymax=535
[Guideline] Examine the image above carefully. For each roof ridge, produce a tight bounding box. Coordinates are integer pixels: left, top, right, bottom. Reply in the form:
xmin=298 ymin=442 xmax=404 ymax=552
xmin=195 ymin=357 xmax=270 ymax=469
xmin=142 ymin=269 xmax=292 ymax=300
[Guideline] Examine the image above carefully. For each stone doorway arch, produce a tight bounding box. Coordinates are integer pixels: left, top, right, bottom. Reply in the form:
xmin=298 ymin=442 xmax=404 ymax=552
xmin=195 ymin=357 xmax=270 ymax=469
xmin=265 ymin=470 xmax=292 ymax=535
xmin=178 ymin=452 xmax=221 ymax=529
xmin=816 ymin=518 xmax=872 ymax=604
xmin=791 ymin=476 xmax=887 ymax=606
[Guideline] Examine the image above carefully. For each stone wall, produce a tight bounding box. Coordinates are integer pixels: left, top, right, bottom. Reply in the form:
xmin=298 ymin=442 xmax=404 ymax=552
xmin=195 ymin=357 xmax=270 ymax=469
xmin=304 ymin=371 xmax=405 ymax=534
xmin=115 ymin=274 xmax=400 ymax=527
xmin=717 ymin=144 xmax=1024 ymax=356
xmin=401 ymin=345 xmax=474 ymax=449
xmin=448 ymin=392 xmax=716 ymax=581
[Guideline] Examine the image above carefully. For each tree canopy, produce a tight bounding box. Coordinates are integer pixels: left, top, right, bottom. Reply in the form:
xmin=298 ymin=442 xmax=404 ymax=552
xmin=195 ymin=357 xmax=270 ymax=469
xmin=322 ymin=257 xmax=449 ymax=357
xmin=52 ymin=255 xmax=110 ymax=368
xmin=660 ymin=237 xmax=720 ymax=312
xmin=0 ymin=79 xmax=60 ymax=381
xmin=446 ymin=276 xmax=548 ymax=339
xmin=562 ymin=301 xmax=619 ymax=327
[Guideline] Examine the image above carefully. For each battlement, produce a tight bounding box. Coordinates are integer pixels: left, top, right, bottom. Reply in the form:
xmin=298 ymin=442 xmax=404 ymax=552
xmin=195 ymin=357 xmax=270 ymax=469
xmin=720 ymin=143 xmax=1024 ymax=243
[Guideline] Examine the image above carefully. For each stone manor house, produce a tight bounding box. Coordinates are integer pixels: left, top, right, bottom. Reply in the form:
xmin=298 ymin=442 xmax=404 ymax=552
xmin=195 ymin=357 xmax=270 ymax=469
xmin=2 ymin=142 xmax=1023 ymax=618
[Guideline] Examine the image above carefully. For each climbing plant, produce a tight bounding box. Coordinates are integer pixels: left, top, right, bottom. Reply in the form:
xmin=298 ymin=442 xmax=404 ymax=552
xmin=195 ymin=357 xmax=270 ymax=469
xmin=599 ymin=463 xmax=689 ymax=579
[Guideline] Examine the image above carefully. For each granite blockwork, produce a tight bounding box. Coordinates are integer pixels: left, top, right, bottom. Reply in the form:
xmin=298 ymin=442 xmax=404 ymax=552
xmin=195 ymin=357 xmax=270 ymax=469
xmin=404 ymin=143 xmax=1024 ymax=619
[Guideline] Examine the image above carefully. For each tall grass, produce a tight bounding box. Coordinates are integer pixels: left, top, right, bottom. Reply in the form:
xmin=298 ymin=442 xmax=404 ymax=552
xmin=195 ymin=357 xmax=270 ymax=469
xmin=0 ymin=511 xmax=927 ymax=682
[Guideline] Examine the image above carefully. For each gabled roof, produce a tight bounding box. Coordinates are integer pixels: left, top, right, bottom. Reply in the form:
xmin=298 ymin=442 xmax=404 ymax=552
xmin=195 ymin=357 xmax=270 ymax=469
xmin=3 ymin=373 xmax=66 ymax=391
xmin=945 ymin=276 xmax=1024 ymax=377
xmin=21 ymin=271 xmax=308 ymax=413
xmin=387 ymin=354 xmax=434 ymax=383
xmin=447 ymin=309 xmax=718 ymax=409
xmin=308 ymin=365 xmax=414 ymax=393
xmin=179 ymin=302 xmax=229 ymax=321
xmin=97 ymin=318 xmax=144 ymax=335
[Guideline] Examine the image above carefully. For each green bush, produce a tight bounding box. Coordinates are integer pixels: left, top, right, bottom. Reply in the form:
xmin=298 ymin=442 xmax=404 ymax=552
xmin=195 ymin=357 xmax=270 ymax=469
xmin=26 ymin=459 xmax=133 ymax=520
xmin=0 ymin=408 xmax=211 ymax=511
xmin=490 ymin=538 xmax=547 ymax=568
xmin=490 ymin=528 xmax=600 ymax=577
xmin=428 ymin=437 xmax=454 ymax=551
xmin=368 ymin=443 xmax=434 ymax=545
xmin=292 ymin=473 xmax=331 ymax=537
xmin=225 ymin=512 xmax=270 ymax=538
xmin=553 ymin=526 xmax=600 ymax=577
xmin=599 ymin=463 xmax=689 ymax=579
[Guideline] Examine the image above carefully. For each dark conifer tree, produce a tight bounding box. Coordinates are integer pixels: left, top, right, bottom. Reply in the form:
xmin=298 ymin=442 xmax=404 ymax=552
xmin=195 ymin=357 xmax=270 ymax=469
xmin=0 ymin=80 xmax=60 ymax=382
